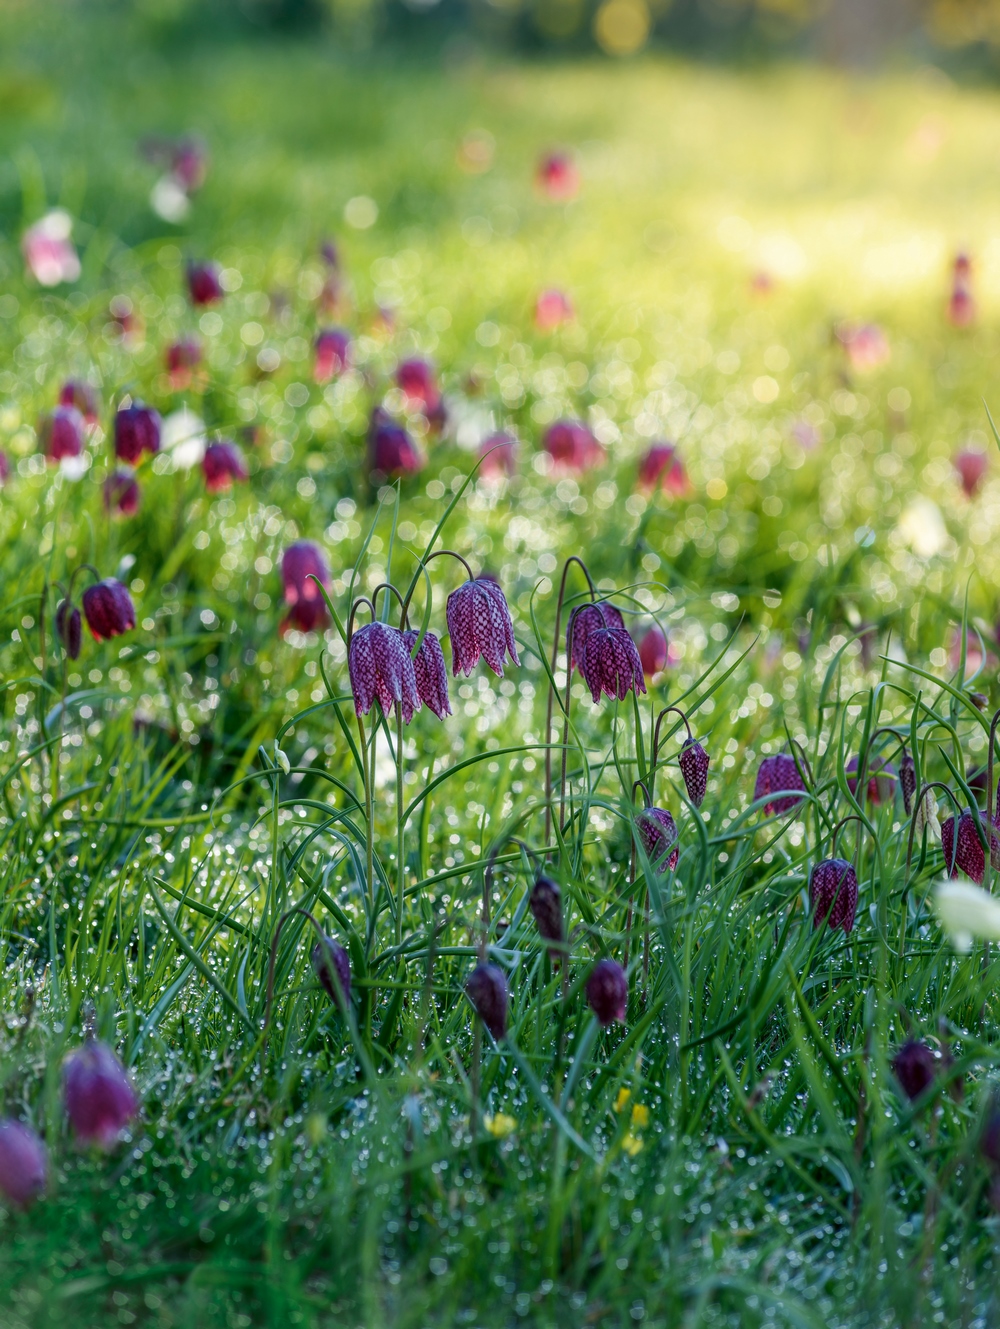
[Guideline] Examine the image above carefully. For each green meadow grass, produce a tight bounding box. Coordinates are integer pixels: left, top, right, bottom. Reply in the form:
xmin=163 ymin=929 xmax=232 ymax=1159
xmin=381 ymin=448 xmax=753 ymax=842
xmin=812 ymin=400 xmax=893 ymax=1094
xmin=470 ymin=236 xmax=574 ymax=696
xmin=2 ymin=11 xmax=1000 ymax=1327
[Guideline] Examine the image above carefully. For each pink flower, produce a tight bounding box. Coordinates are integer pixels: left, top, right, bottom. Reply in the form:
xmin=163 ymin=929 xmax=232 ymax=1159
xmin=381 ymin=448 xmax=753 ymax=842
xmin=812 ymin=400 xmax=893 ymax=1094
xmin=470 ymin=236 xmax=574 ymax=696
xmin=22 ymin=210 xmax=80 ymax=287
xmin=114 ymin=404 xmax=161 ymax=465
xmin=186 ymin=261 xmax=223 ymax=306
xmin=314 ymin=328 xmax=351 ymax=383
xmin=396 ymin=358 xmax=440 ymax=412
xmin=580 ymin=624 xmax=646 ymax=704
xmin=954 ymin=449 xmax=987 ymax=497
xmin=59 ymin=380 xmax=99 ymax=424
xmin=202 ymin=440 xmax=248 ymax=493
xmin=103 ymin=470 xmax=140 ymax=517
xmin=0 ymin=1121 xmax=46 ymax=1207
xmin=171 ymin=136 xmax=208 ymax=193
xmin=369 ymin=408 xmax=423 ymax=479
xmin=535 ymin=289 xmax=573 ymax=332
xmin=39 ymin=406 xmax=84 ymax=462
xmin=447 ymin=578 xmax=519 ymax=678
xmin=348 ymin=622 xmax=421 ymax=723
xmin=281 ymin=541 xmax=330 ymax=634
xmin=165 ymin=337 xmax=202 ymax=390
xmin=637 ymin=625 xmax=667 ymax=677
xmin=0 ymin=452 xmax=9 ymax=485
xmin=402 ymin=629 xmax=451 ymax=719
xmin=543 ymin=420 xmax=604 ymax=473
xmin=536 ymin=151 xmax=579 ymax=201
xmin=836 ymin=322 xmax=890 ymax=373
xmin=478 ymin=432 xmax=518 ymax=480
xmin=637 ymin=443 xmax=689 ymax=496
xmin=63 ymin=1039 xmax=139 ymax=1149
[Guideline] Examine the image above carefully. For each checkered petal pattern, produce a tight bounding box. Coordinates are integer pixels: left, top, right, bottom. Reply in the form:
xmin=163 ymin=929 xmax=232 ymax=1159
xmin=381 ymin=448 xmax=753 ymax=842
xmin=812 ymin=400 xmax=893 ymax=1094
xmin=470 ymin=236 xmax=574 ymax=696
xmin=678 ymin=739 xmax=709 ymax=807
xmin=753 ymin=753 xmax=806 ymax=815
xmin=446 ymin=579 xmax=519 ymax=678
xmin=636 ymin=807 xmax=679 ymax=872
xmin=348 ymin=622 xmax=421 ymax=723
xmin=566 ymin=601 xmax=625 ymax=675
xmin=403 ymin=629 xmax=452 ymax=720
xmin=809 ymin=857 xmax=859 ymax=933
xmin=579 ymin=626 xmax=645 ymax=704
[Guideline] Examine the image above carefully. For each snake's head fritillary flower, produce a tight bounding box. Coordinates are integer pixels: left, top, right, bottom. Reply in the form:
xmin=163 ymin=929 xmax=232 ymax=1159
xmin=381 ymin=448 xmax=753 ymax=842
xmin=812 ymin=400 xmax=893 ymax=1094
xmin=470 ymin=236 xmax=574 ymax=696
xmin=320 ymin=238 xmax=340 ymax=269
xmin=349 ymin=622 xmax=421 ymax=723
xmin=63 ymin=1039 xmax=139 ymax=1149
xmin=535 ymin=289 xmax=573 ymax=332
xmin=311 ymin=936 xmax=351 ymax=1010
xmin=900 ymin=751 xmax=916 ymax=815
xmin=529 ymin=875 xmax=563 ymax=950
xmin=202 ymin=440 xmax=248 ymax=493
xmin=22 ymin=210 xmax=80 ymax=286
xmin=103 ymin=470 xmax=140 ymax=518
xmin=0 ymin=452 xmax=9 ymax=486
xmin=954 ymin=250 xmax=972 ymax=281
xmin=836 ymin=322 xmax=890 ymax=373
xmin=892 ymin=1040 xmax=937 ymax=1102
xmin=82 ymin=579 xmax=136 ymax=643
xmin=954 ymin=449 xmax=987 ymax=498
xmin=0 ymin=1121 xmax=46 ymax=1208
xmin=59 ymin=379 xmax=99 ymax=424
xmin=809 ymin=857 xmax=859 ymax=933
xmin=280 ymin=541 xmax=330 ymax=634
xmin=567 ymin=601 xmax=624 ymax=675
xmin=478 ymin=432 xmax=518 ymax=480
xmin=165 ymin=337 xmax=202 ymax=389
xmin=949 ymin=283 xmax=975 ymax=328
xmin=543 ymin=420 xmax=604 ymax=473
xmin=40 ymin=406 xmax=84 ymax=463
xmin=186 ymin=261 xmax=223 ymax=306
xmin=447 ymin=578 xmax=519 ymax=678
xmin=580 ymin=624 xmax=645 ymax=705
xmin=314 ymin=328 xmax=351 ymax=383
xmin=636 ymin=807 xmax=679 ymax=872
xmin=402 ymin=629 xmax=451 ymax=719
xmin=637 ymin=624 xmax=667 ymax=678
xmin=536 ymin=151 xmax=579 ymax=201
xmin=466 ymin=963 xmax=508 ymax=1040
xmin=171 ymin=136 xmax=208 ymax=193
xmin=753 ymin=753 xmax=805 ymax=816
xmin=369 ymin=408 xmax=423 ymax=479
xmin=396 ymin=358 xmax=440 ymax=412
xmin=114 ymin=403 xmax=161 ymax=465
xmin=846 ymin=755 xmax=896 ymax=804
xmin=940 ymin=810 xmax=1000 ymax=885
xmin=55 ymin=599 xmax=81 ymax=660
xmin=585 ymin=959 xmax=627 ymax=1026
xmin=679 ymin=740 xmax=709 ymax=807
xmin=637 ymin=443 xmax=690 ymax=497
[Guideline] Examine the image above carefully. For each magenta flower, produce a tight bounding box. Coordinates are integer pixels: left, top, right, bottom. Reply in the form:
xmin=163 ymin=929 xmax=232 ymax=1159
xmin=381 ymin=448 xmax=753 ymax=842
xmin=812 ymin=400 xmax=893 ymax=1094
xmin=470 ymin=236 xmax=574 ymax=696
xmin=535 ymin=289 xmax=573 ymax=332
xmin=954 ymin=450 xmax=987 ymax=498
xmin=586 ymin=959 xmax=627 ymax=1026
xmin=114 ymin=403 xmax=161 ymax=465
xmin=63 ymin=1039 xmax=138 ymax=1149
xmin=22 ymin=210 xmax=80 ymax=286
xmin=369 ymin=408 xmax=423 ymax=479
xmin=59 ymin=379 xmax=99 ymax=424
xmin=638 ymin=443 xmax=690 ymax=497
xmin=543 ymin=420 xmax=604 ymax=473
xmin=679 ymin=740 xmax=709 ymax=807
xmin=941 ymin=809 xmax=1000 ymax=884
xmin=949 ymin=283 xmax=975 ymax=328
xmin=446 ymin=578 xmax=519 ymax=678
xmin=580 ymin=624 xmax=645 ymax=705
xmin=0 ymin=451 xmax=9 ymax=485
xmin=809 ymin=857 xmax=859 ymax=933
xmin=202 ymin=440 xmax=248 ymax=493
xmin=836 ymin=322 xmax=889 ymax=373
xmin=396 ymin=358 xmax=440 ymax=412
xmin=56 ymin=600 xmax=81 ymax=660
xmin=536 ymin=151 xmax=579 ymax=201
xmin=314 ymin=328 xmax=351 ymax=383
xmin=311 ymin=936 xmax=351 ymax=1010
xmin=753 ymin=753 xmax=805 ymax=816
xmin=567 ymin=601 xmax=625 ymax=675
xmin=403 ymin=629 xmax=452 ymax=719
xmin=637 ymin=624 xmax=667 ymax=677
xmin=166 ymin=337 xmax=202 ymax=389
xmin=40 ymin=406 xmax=84 ymax=462
xmin=349 ymin=622 xmax=421 ymax=722
xmin=529 ymin=875 xmax=563 ymax=951
xmin=636 ymin=807 xmax=679 ymax=872
xmin=171 ymin=136 xmax=208 ymax=193
xmin=466 ymin=963 xmax=508 ymax=1040
xmin=103 ymin=470 xmax=140 ymax=517
xmin=478 ymin=433 xmax=518 ymax=480
xmin=0 ymin=1121 xmax=46 ymax=1208
xmin=187 ymin=261 xmax=223 ymax=306
xmin=892 ymin=1040 xmax=937 ymax=1102
xmin=82 ymin=579 xmax=136 ymax=643
xmin=281 ymin=541 xmax=330 ymax=634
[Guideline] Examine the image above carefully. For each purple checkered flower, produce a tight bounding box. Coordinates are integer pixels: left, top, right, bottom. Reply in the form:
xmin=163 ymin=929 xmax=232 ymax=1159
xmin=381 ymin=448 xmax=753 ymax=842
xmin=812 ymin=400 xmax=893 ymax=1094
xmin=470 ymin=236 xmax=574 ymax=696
xmin=900 ymin=751 xmax=916 ymax=815
xmin=82 ymin=579 xmax=136 ymax=643
xmin=466 ymin=963 xmax=508 ymax=1040
xmin=679 ymin=739 xmax=709 ymax=807
xmin=447 ymin=579 xmax=519 ymax=678
xmin=580 ymin=624 xmax=645 ymax=704
xmin=753 ymin=753 xmax=806 ymax=816
xmin=567 ymin=601 xmax=624 ymax=675
xmin=636 ymin=807 xmax=679 ymax=872
xmin=809 ymin=857 xmax=859 ymax=933
xmin=940 ymin=809 xmax=1000 ymax=884
xmin=586 ymin=959 xmax=628 ymax=1026
xmin=892 ymin=1040 xmax=937 ymax=1102
xmin=349 ymin=622 xmax=421 ymax=723
xmin=403 ymin=629 xmax=451 ymax=720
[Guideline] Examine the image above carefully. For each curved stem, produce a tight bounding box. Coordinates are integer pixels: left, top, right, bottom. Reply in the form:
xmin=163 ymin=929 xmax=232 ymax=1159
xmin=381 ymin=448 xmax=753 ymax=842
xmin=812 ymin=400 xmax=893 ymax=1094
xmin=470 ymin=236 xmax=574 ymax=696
xmin=398 ymin=547 xmax=477 ymax=624
xmin=830 ymin=813 xmax=866 ymax=862
xmin=347 ymin=596 xmax=376 ymax=647
xmin=904 ymin=780 xmax=962 ymax=876
xmin=371 ymin=581 xmax=407 ymax=627
xmin=650 ymin=706 xmax=691 ymax=802
xmin=544 ymin=556 xmax=596 ymax=845
xmin=395 ymin=701 xmax=405 ymax=949
xmin=985 ymin=707 xmax=1000 ymax=895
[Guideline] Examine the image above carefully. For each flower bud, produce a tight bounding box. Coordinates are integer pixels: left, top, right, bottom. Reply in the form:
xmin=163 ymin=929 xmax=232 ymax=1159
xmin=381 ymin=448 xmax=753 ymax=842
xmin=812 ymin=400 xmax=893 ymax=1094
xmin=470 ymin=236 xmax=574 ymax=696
xmin=892 ymin=1039 xmax=937 ymax=1102
xmin=311 ymin=936 xmax=351 ymax=1010
xmin=63 ymin=1039 xmax=139 ymax=1149
xmin=529 ymin=875 xmax=563 ymax=950
xmin=82 ymin=579 xmax=136 ymax=643
xmin=0 ymin=1120 xmax=46 ymax=1208
xmin=679 ymin=739 xmax=709 ymax=807
xmin=466 ymin=963 xmax=508 ymax=1040
xmin=586 ymin=959 xmax=628 ymax=1026
xmin=55 ymin=599 xmax=81 ymax=660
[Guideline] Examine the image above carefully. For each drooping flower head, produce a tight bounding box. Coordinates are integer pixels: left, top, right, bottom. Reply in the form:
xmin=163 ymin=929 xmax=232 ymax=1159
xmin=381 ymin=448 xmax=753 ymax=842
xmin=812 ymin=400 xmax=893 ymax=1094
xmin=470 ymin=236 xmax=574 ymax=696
xmin=55 ymin=599 xmax=81 ymax=660
xmin=586 ymin=959 xmax=627 ymax=1026
xmin=845 ymin=755 xmax=896 ymax=805
xmin=679 ymin=739 xmax=709 ymax=807
xmin=536 ymin=151 xmax=579 ymax=201
xmin=638 ymin=624 xmax=667 ymax=678
xmin=103 ymin=470 xmax=140 ymax=518
xmin=949 ymin=283 xmax=975 ymax=328
xmin=0 ymin=1121 xmax=47 ymax=1208
xmin=63 ymin=1039 xmax=139 ymax=1149
xmin=753 ymin=753 xmax=806 ymax=816
xmin=954 ymin=449 xmax=987 ymax=498
xmin=369 ymin=408 xmax=423 ymax=479
xmin=39 ymin=406 xmax=84 ymax=462
xmin=567 ymin=601 xmax=625 ymax=676
xmin=314 ymin=328 xmax=351 ymax=383
xmin=82 ymin=579 xmax=136 ymax=643
xmin=836 ymin=321 xmax=890 ymax=374
xmin=349 ymin=622 xmax=421 ymax=723
xmin=22 ymin=210 xmax=80 ymax=286
xmin=543 ymin=420 xmax=604 ymax=473
xmin=59 ymin=379 xmax=99 ymax=424
xmin=900 ymin=751 xmax=916 ymax=815
xmin=165 ymin=337 xmax=202 ymax=390
xmin=447 ymin=578 xmax=519 ymax=678
xmin=809 ymin=857 xmax=859 ymax=933
xmin=311 ymin=936 xmax=351 ymax=1011
xmin=186 ymin=260 xmax=223 ymax=306
xmin=580 ymin=623 xmax=645 ymax=705
xmin=529 ymin=875 xmax=563 ymax=951
xmin=402 ymin=629 xmax=451 ymax=720
xmin=202 ymin=440 xmax=248 ymax=493
xmin=636 ymin=807 xmax=679 ymax=872
xmin=396 ymin=358 xmax=440 ymax=413
xmin=940 ymin=809 xmax=1000 ymax=885
xmin=466 ymin=963 xmax=508 ymax=1040
xmin=638 ymin=443 xmax=690 ymax=497
xmin=892 ymin=1040 xmax=937 ymax=1102
xmin=535 ymin=289 xmax=573 ymax=332
xmin=114 ymin=403 xmax=161 ymax=465
xmin=281 ymin=541 xmax=330 ymax=634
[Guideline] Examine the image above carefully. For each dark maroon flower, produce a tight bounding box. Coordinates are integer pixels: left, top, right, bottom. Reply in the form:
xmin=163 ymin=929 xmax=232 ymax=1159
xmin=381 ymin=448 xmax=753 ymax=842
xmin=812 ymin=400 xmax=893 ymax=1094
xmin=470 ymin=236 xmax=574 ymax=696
xmin=638 ymin=443 xmax=690 ymax=497
xmin=892 ymin=1040 xmax=937 ymax=1102
xmin=40 ymin=406 xmax=84 ymax=462
xmin=314 ymin=328 xmax=350 ymax=383
xmin=82 ymin=579 xmax=136 ymax=643
xmin=0 ymin=1121 xmax=46 ymax=1208
xmin=567 ymin=601 xmax=625 ymax=675
xmin=900 ymin=751 xmax=916 ymax=815
xmin=753 ymin=753 xmax=806 ymax=816
xmin=940 ymin=810 xmax=1000 ymax=884
xmin=349 ymin=622 xmax=421 ymax=723
xmin=114 ymin=403 xmax=161 ymax=465
xmin=59 ymin=379 xmax=99 ymax=423
xmin=529 ymin=875 xmax=563 ymax=951
xmin=543 ymin=420 xmax=604 ymax=472
xmin=396 ymin=358 xmax=440 ymax=412
xmin=202 ymin=440 xmax=248 ymax=493
xmin=636 ymin=807 xmax=679 ymax=872
xmin=586 ymin=959 xmax=627 ymax=1027
xmin=165 ymin=337 xmax=202 ymax=388
xmin=846 ymin=755 xmax=896 ymax=804
xmin=281 ymin=541 xmax=330 ymax=634
xmin=369 ymin=408 xmax=423 ymax=479
xmin=536 ymin=151 xmax=579 ymax=201
xmin=103 ymin=469 xmax=140 ymax=517
xmin=981 ymin=1104 xmax=1000 ymax=1169
xmin=447 ymin=578 xmax=519 ymax=678
xmin=638 ymin=624 xmax=668 ymax=677
xmin=311 ymin=936 xmax=351 ymax=1010
xmin=56 ymin=599 xmax=82 ymax=660
xmin=187 ymin=260 xmax=223 ymax=306
xmin=466 ymin=963 xmax=508 ymax=1040
xmin=580 ymin=625 xmax=645 ymax=705
xmin=171 ymin=136 xmax=208 ymax=192
xmin=809 ymin=857 xmax=859 ymax=933
xmin=63 ymin=1039 xmax=139 ymax=1149
xmin=402 ymin=629 xmax=451 ymax=720
xmin=679 ymin=739 xmax=709 ymax=807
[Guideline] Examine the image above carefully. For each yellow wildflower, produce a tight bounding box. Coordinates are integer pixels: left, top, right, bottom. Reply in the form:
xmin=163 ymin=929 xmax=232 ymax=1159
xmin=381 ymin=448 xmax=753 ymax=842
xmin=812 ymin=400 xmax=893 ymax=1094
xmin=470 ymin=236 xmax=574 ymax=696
xmin=483 ymin=1112 xmax=516 ymax=1139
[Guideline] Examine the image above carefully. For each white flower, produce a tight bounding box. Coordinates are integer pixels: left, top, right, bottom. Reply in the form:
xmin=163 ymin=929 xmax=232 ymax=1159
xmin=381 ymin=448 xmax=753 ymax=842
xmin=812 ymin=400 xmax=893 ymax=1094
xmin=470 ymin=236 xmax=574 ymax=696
xmin=161 ymin=408 xmax=206 ymax=470
xmin=934 ymin=879 xmax=1000 ymax=952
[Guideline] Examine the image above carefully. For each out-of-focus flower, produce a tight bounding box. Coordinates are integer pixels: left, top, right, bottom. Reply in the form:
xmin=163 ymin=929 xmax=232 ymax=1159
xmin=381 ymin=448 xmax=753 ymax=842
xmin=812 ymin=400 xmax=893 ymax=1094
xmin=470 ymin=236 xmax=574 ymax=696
xmin=809 ymin=857 xmax=859 ymax=933
xmin=483 ymin=1112 xmax=516 ymax=1138
xmin=457 ymin=130 xmax=495 ymax=175
xmin=161 ymin=408 xmax=206 ymax=470
xmin=63 ymin=1039 xmax=139 ymax=1149
xmin=580 ymin=623 xmax=645 ymax=704
xmin=753 ymin=753 xmax=806 ymax=815
xmin=103 ymin=470 xmax=140 ymax=518
xmin=143 ymin=135 xmax=208 ymax=221
xmin=535 ymin=289 xmax=573 ymax=331
xmin=750 ymin=270 xmax=775 ymax=296
xmin=22 ymin=210 xmax=80 ymax=287
xmin=790 ymin=419 xmax=820 ymax=450
xmin=0 ymin=452 xmax=9 ymax=485
xmin=679 ymin=739 xmax=709 ymax=807
xmin=311 ymin=936 xmax=351 ymax=1010
xmin=636 ymin=806 xmax=679 ymax=871
xmin=0 ymin=1121 xmax=46 ymax=1208
xmin=186 ymin=261 xmax=223 ymax=306
xmin=940 ymin=810 xmax=1000 ymax=886
xmin=82 ymin=579 xmax=136 ymax=642
xmin=56 ymin=600 xmax=81 ymax=660
xmin=402 ymin=629 xmax=451 ymax=719
xmin=109 ymin=295 xmax=141 ymax=345
xmin=202 ymin=440 xmax=248 ymax=493
xmin=478 ymin=432 xmax=518 ymax=480
xmin=314 ymin=328 xmax=351 ymax=383
xmin=836 ymin=322 xmax=890 ymax=373
xmin=536 ymin=151 xmax=579 ymax=201
xmin=638 ymin=624 xmax=668 ymax=678
xmin=369 ymin=408 xmax=423 ymax=479
xmin=948 ymin=252 xmax=975 ymax=327
xmin=586 ymin=959 xmax=627 ymax=1026
xmin=171 ymin=136 xmax=208 ymax=192
xmin=954 ymin=449 xmax=987 ymax=498
xmin=396 ymin=358 xmax=440 ymax=412
xmin=59 ymin=380 xmax=99 ymax=424
xmin=543 ymin=419 xmax=604 ymax=472
xmin=897 ymin=495 xmax=948 ymax=558
xmin=281 ymin=541 xmax=330 ymax=634
xmin=529 ymin=875 xmax=563 ymax=953
xmin=846 ymin=755 xmax=896 ymax=804
xmin=447 ymin=578 xmax=519 ymax=678
xmin=638 ymin=442 xmax=690 ymax=496
xmin=165 ymin=337 xmax=202 ymax=390
xmin=892 ymin=1040 xmax=937 ymax=1102
xmin=349 ymin=622 xmax=421 ymax=723
xmin=39 ymin=406 xmax=84 ymax=462
xmin=466 ymin=963 xmax=508 ymax=1040
xmin=114 ymin=403 xmax=161 ymax=465
xmin=935 ymin=878 xmax=1000 ymax=950
xmin=320 ymin=238 xmax=340 ymax=269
